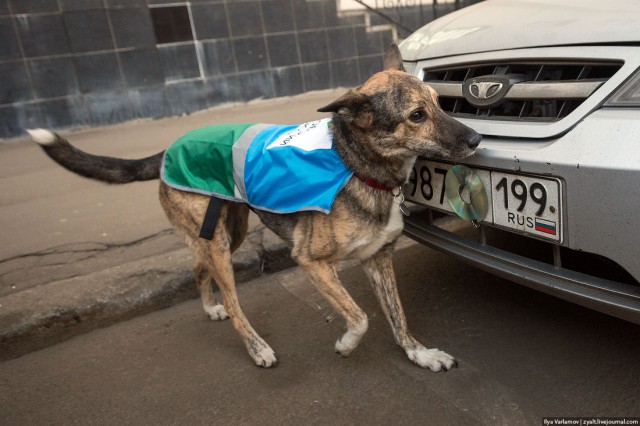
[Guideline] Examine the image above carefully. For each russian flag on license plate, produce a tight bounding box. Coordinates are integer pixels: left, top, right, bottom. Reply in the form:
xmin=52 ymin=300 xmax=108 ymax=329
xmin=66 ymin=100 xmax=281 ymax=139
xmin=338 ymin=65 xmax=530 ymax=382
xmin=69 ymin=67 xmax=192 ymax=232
xmin=535 ymin=218 xmax=557 ymax=235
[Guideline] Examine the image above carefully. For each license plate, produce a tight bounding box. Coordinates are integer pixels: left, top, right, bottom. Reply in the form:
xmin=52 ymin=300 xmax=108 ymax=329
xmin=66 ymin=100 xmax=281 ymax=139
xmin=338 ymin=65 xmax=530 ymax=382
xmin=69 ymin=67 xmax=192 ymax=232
xmin=404 ymin=160 xmax=563 ymax=242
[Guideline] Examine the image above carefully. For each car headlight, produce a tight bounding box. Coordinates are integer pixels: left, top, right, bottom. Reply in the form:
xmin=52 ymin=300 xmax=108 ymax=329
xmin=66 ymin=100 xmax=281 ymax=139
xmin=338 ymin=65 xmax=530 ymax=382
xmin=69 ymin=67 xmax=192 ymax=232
xmin=605 ymin=68 xmax=640 ymax=107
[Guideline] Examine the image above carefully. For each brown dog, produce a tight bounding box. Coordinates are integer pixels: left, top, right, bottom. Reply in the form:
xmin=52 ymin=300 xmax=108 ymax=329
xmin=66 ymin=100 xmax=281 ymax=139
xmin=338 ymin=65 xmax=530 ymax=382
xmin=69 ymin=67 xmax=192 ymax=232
xmin=28 ymin=45 xmax=480 ymax=370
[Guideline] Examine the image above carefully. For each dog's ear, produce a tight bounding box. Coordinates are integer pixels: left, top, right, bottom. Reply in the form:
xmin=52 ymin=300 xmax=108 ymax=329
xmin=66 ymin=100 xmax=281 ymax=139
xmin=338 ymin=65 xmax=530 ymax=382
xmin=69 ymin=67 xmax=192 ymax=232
xmin=317 ymin=90 xmax=373 ymax=128
xmin=383 ymin=43 xmax=404 ymax=72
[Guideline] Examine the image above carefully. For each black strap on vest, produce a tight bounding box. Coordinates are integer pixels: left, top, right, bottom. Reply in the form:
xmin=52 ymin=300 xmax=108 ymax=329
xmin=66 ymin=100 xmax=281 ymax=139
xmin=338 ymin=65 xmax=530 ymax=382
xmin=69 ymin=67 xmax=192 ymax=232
xmin=199 ymin=197 xmax=223 ymax=240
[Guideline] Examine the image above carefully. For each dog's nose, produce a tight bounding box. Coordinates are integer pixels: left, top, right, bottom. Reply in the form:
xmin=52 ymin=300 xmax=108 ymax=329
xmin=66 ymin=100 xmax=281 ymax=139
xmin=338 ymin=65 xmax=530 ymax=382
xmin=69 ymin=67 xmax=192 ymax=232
xmin=467 ymin=132 xmax=482 ymax=149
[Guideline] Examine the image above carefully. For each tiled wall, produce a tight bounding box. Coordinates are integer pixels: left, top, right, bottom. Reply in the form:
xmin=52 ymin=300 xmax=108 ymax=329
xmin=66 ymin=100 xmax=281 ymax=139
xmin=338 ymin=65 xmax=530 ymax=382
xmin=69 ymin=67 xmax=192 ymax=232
xmin=0 ymin=0 xmax=462 ymax=139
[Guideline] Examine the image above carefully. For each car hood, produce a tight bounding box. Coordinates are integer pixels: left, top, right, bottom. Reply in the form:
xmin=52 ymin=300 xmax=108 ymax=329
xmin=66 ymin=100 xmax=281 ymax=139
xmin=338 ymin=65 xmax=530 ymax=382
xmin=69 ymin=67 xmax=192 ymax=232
xmin=400 ymin=0 xmax=640 ymax=61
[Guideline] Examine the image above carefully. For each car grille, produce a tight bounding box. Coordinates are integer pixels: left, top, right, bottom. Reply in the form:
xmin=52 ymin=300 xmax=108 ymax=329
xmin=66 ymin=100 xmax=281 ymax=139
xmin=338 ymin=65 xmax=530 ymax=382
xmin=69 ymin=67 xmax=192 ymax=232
xmin=423 ymin=62 xmax=622 ymax=122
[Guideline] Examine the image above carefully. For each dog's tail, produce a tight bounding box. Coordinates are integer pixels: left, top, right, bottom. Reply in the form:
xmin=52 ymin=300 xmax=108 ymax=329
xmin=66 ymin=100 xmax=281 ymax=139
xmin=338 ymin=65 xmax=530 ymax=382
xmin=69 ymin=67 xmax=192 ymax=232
xmin=27 ymin=129 xmax=163 ymax=184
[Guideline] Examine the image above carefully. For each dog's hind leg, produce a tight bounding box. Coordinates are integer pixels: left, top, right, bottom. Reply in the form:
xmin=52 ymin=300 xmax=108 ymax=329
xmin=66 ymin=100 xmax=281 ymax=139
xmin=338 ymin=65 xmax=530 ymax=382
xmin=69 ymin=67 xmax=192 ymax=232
xmin=193 ymin=260 xmax=228 ymax=321
xmin=362 ymin=245 xmax=457 ymax=372
xmin=196 ymin=211 xmax=277 ymax=368
xmin=193 ymin=203 xmax=249 ymax=322
xmin=296 ymin=258 xmax=369 ymax=357
xmin=199 ymin=243 xmax=276 ymax=367
xmin=159 ymin=185 xmax=273 ymax=366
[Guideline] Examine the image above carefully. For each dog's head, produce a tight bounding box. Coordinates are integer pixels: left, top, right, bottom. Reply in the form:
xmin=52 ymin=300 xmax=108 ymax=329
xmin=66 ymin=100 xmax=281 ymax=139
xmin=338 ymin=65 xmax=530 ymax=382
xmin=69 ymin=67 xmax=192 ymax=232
xmin=318 ymin=44 xmax=481 ymax=162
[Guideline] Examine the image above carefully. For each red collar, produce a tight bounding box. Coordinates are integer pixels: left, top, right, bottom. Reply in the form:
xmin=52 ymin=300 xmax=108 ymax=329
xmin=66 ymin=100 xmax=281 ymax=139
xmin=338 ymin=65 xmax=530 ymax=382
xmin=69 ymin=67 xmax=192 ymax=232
xmin=356 ymin=175 xmax=394 ymax=192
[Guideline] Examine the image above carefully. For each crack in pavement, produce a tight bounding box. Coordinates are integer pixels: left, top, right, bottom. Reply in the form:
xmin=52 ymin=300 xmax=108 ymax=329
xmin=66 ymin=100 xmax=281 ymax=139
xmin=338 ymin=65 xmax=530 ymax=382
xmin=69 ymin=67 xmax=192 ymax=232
xmin=0 ymin=228 xmax=177 ymax=265
xmin=0 ymin=229 xmax=182 ymax=295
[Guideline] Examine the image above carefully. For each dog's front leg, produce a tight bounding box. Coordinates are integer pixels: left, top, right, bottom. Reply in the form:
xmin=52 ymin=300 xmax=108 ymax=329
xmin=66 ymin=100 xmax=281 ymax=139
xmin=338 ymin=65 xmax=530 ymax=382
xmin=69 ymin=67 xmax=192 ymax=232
xmin=362 ymin=245 xmax=457 ymax=372
xmin=297 ymin=259 xmax=369 ymax=357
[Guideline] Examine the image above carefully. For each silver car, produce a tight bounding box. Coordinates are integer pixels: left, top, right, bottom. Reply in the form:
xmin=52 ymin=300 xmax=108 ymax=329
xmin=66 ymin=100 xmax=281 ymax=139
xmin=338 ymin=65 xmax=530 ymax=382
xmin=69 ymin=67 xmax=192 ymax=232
xmin=399 ymin=0 xmax=640 ymax=323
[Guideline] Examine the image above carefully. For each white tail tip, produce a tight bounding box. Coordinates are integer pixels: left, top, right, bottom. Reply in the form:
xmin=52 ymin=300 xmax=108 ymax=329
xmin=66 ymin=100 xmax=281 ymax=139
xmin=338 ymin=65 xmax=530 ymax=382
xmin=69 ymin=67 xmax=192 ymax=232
xmin=26 ymin=128 xmax=57 ymax=145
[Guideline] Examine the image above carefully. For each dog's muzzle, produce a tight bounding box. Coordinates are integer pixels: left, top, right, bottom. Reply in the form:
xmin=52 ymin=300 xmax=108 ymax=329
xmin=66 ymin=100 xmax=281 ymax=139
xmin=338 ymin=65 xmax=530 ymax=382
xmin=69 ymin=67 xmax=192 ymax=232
xmin=467 ymin=132 xmax=482 ymax=149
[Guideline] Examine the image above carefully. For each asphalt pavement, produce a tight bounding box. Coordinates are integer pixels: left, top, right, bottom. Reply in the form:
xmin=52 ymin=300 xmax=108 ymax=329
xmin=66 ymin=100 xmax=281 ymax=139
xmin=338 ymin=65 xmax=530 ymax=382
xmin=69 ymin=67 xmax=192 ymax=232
xmin=2 ymin=237 xmax=640 ymax=425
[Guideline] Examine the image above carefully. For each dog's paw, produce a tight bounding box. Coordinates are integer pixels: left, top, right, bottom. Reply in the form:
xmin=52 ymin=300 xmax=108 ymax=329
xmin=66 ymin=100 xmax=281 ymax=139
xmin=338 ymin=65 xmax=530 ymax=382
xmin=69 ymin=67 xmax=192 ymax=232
xmin=334 ymin=318 xmax=368 ymax=357
xmin=335 ymin=334 xmax=359 ymax=357
xmin=251 ymin=346 xmax=278 ymax=368
xmin=204 ymin=304 xmax=229 ymax=321
xmin=406 ymin=346 xmax=457 ymax=372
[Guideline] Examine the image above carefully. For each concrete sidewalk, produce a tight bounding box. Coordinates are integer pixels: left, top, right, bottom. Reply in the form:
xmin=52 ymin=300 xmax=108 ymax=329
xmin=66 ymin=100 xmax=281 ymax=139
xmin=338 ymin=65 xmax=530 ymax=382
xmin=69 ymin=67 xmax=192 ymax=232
xmin=0 ymin=90 xmax=347 ymax=360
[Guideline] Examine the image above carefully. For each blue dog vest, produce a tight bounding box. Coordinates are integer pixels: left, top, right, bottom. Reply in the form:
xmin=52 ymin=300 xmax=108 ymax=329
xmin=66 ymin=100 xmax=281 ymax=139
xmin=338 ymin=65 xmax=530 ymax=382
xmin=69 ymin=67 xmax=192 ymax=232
xmin=161 ymin=118 xmax=353 ymax=214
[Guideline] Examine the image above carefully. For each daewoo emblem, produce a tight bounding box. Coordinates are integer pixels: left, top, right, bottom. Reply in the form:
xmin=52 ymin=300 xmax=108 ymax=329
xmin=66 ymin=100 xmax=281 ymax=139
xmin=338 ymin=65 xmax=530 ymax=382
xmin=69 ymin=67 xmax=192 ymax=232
xmin=462 ymin=76 xmax=512 ymax=109
xmin=470 ymin=81 xmax=503 ymax=100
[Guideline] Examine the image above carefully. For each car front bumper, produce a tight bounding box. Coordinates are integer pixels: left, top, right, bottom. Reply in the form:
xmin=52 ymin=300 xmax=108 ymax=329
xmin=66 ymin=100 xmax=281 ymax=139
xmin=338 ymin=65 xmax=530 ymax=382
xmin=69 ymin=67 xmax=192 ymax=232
xmin=404 ymin=108 xmax=640 ymax=324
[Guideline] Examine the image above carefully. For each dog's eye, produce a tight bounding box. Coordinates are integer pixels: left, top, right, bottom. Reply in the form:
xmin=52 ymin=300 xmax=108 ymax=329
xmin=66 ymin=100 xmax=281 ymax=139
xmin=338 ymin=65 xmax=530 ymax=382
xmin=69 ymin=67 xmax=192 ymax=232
xmin=409 ymin=109 xmax=427 ymax=123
